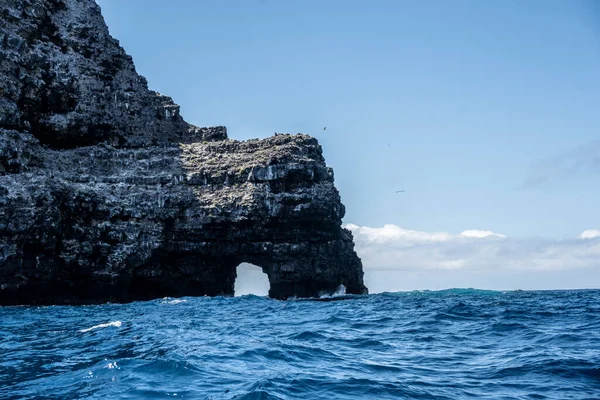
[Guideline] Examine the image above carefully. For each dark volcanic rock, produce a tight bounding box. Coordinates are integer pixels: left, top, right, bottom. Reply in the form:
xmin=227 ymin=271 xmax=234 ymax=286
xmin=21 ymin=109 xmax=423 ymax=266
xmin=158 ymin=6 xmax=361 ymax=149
xmin=0 ymin=0 xmax=367 ymax=305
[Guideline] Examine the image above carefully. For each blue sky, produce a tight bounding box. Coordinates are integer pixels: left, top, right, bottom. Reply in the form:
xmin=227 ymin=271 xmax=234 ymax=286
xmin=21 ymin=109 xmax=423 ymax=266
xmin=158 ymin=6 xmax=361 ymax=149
xmin=96 ymin=0 xmax=600 ymax=291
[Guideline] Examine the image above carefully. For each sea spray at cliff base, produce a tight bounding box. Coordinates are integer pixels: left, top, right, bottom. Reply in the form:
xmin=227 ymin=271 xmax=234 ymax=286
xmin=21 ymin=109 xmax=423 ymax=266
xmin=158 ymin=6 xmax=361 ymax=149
xmin=1 ymin=290 xmax=599 ymax=399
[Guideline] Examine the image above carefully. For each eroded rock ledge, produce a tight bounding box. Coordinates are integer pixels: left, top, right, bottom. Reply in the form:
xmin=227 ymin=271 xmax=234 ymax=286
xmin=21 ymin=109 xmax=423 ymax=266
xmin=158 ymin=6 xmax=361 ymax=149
xmin=0 ymin=0 xmax=367 ymax=305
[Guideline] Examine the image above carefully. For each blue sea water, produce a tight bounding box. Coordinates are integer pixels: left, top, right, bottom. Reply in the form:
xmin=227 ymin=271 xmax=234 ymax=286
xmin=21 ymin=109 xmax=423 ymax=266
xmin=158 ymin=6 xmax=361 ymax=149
xmin=1 ymin=289 xmax=599 ymax=399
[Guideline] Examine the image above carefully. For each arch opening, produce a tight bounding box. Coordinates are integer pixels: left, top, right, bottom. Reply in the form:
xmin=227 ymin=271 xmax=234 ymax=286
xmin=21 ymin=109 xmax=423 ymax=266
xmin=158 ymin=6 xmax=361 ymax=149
xmin=234 ymin=263 xmax=270 ymax=297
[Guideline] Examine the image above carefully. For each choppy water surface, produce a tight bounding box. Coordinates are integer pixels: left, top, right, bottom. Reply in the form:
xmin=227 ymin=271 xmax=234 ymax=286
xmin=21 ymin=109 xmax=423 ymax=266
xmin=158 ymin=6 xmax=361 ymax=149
xmin=1 ymin=289 xmax=599 ymax=399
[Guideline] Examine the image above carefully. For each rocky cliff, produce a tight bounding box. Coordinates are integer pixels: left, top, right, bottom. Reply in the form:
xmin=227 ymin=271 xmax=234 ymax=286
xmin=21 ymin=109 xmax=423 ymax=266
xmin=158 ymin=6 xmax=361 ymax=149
xmin=0 ymin=0 xmax=367 ymax=305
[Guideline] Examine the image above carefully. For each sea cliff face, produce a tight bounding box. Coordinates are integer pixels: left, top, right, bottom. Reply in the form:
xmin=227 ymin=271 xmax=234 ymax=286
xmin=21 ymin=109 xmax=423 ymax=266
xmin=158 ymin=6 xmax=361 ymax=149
xmin=0 ymin=0 xmax=367 ymax=305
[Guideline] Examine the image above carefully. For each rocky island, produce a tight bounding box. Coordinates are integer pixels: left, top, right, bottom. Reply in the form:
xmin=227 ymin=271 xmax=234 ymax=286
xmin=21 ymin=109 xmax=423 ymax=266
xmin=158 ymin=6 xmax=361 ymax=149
xmin=0 ymin=0 xmax=367 ymax=305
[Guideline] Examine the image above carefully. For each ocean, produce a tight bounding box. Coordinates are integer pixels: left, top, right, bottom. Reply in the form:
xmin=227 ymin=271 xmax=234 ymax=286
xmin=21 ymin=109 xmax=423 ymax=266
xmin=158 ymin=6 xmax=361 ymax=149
xmin=1 ymin=289 xmax=599 ymax=399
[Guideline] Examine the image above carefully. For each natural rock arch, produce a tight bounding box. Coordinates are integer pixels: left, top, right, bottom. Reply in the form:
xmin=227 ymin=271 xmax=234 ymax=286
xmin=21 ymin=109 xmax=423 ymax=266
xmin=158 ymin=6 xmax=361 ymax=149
xmin=0 ymin=0 xmax=367 ymax=305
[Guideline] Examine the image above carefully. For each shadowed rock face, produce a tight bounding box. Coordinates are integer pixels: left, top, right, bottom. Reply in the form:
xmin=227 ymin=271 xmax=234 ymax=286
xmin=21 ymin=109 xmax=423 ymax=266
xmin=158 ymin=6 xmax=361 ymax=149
xmin=0 ymin=0 xmax=367 ymax=305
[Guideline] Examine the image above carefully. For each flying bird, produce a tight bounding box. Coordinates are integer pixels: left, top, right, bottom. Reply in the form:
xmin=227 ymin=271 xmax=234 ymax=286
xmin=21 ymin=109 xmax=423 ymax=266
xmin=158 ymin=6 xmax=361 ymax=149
xmin=396 ymin=190 xmax=405 ymax=193
xmin=323 ymin=127 xmax=327 ymax=130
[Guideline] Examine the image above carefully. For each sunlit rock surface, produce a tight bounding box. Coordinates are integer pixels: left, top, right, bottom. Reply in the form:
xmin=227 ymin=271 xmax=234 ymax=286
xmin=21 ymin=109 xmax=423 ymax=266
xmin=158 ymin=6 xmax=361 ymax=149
xmin=0 ymin=0 xmax=367 ymax=305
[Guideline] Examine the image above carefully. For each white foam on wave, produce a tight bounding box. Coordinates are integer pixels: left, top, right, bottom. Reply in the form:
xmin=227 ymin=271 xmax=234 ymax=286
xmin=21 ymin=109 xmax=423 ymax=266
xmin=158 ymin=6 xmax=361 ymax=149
xmin=80 ymin=320 xmax=122 ymax=333
xmin=161 ymin=297 xmax=187 ymax=305
xmin=104 ymin=361 xmax=119 ymax=369
xmin=168 ymin=299 xmax=187 ymax=304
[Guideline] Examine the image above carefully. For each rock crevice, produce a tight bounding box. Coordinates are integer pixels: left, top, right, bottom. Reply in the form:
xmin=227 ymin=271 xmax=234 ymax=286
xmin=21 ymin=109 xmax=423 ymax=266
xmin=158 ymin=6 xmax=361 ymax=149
xmin=0 ymin=0 xmax=367 ymax=305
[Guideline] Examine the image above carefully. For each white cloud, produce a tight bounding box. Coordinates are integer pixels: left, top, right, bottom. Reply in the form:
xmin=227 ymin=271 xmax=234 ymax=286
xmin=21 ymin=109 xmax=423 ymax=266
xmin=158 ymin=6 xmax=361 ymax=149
xmin=460 ymin=230 xmax=506 ymax=239
xmin=580 ymin=229 xmax=600 ymax=239
xmin=345 ymin=223 xmax=454 ymax=243
xmin=346 ymin=224 xmax=600 ymax=292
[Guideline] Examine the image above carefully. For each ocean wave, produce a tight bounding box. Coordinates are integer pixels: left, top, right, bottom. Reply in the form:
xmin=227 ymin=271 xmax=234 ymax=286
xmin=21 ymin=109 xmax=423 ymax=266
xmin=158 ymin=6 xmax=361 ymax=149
xmin=162 ymin=299 xmax=187 ymax=305
xmin=2 ymin=290 xmax=599 ymax=399
xmin=79 ymin=320 xmax=122 ymax=333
